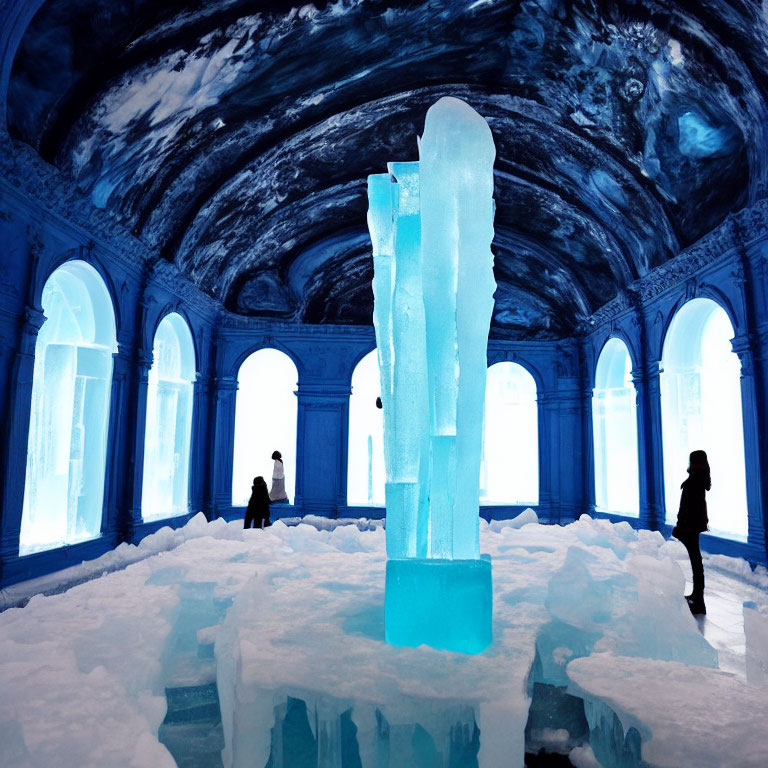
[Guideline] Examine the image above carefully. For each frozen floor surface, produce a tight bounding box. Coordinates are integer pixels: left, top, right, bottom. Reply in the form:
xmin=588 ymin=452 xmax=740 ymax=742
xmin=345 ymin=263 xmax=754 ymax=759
xmin=1 ymin=513 xmax=767 ymax=768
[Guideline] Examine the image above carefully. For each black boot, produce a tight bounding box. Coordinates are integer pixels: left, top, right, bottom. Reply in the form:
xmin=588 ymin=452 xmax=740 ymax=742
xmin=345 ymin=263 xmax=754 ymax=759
xmin=686 ymin=595 xmax=706 ymax=615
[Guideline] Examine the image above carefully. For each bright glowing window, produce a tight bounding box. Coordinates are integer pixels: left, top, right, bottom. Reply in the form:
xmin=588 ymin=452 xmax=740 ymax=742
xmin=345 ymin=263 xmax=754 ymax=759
xmin=20 ymin=261 xmax=117 ymax=554
xmin=141 ymin=313 xmax=195 ymax=521
xmin=232 ymin=349 xmax=297 ymax=505
xmin=347 ymin=350 xmax=385 ymax=506
xmin=592 ymin=338 xmax=640 ymax=516
xmin=661 ymin=298 xmax=747 ymax=538
xmin=480 ymin=362 xmax=539 ymax=504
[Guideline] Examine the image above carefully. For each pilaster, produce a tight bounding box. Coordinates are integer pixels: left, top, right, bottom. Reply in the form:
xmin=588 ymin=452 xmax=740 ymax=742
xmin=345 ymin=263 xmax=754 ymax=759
xmin=210 ymin=376 xmax=239 ymax=516
xmin=127 ymin=347 xmax=153 ymax=535
xmin=0 ymin=306 xmax=44 ymax=563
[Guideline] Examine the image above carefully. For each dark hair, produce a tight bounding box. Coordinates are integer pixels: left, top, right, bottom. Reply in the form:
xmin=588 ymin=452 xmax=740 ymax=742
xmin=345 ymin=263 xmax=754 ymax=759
xmin=271 ymin=450 xmax=282 ymax=461
xmin=687 ymin=450 xmax=711 ymax=491
xmin=253 ymin=476 xmax=267 ymax=487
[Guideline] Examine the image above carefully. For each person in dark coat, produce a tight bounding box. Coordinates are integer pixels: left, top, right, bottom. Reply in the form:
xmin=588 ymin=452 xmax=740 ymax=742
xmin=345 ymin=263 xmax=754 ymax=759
xmin=245 ymin=476 xmax=271 ymax=529
xmin=672 ymin=450 xmax=710 ymax=615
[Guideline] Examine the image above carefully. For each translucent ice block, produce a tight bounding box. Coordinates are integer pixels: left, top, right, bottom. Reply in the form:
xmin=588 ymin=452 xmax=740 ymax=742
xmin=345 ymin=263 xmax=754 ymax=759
xmin=385 ymin=558 xmax=493 ymax=654
xmin=420 ymin=97 xmax=496 ymax=560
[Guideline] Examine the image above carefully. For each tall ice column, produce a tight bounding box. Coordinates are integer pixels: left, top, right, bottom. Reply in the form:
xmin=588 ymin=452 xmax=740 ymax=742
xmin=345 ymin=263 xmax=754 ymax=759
xmin=367 ymin=97 xmax=496 ymax=654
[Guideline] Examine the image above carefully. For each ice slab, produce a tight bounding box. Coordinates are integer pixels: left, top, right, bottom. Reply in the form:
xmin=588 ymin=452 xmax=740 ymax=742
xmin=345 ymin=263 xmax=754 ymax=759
xmin=2 ymin=512 xmax=766 ymax=767
xmin=567 ymin=653 xmax=768 ymax=768
xmin=385 ymin=558 xmax=492 ymax=653
xmin=743 ymin=600 xmax=768 ymax=685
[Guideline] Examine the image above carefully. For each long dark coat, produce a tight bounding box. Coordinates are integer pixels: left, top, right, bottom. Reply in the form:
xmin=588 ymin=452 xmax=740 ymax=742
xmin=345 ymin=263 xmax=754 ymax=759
xmin=245 ymin=481 xmax=271 ymax=528
xmin=676 ymin=472 xmax=709 ymax=533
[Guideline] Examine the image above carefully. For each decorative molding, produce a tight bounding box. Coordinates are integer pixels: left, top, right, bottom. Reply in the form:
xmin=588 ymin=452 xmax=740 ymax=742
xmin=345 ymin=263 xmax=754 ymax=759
xmin=0 ymin=142 xmax=219 ymax=320
xmin=584 ymin=202 xmax=768 ymax=332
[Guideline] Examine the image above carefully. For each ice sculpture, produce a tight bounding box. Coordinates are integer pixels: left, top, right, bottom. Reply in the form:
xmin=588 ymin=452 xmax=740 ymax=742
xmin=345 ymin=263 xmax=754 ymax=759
xmin=367 ymin=97 xmax=496 ymax=653
xmin=141 ymin=313 xmax=195 ymax=521
xmin=20 ymin=261 xmax=117 ymax=554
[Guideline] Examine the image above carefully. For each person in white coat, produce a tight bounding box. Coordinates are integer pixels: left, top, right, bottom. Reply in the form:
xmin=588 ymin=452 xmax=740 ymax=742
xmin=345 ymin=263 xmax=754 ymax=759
xmin=269 ymin=450 xmax=289 ymax=503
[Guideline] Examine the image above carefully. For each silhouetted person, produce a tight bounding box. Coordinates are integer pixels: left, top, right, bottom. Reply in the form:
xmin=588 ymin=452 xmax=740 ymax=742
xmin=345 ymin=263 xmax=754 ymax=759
xmin=245 ymin=476 xmax=271 ymax=529
xmin=672 ymin=450 xmax=710 ymax=615
xmin=269 ymin=450 xmax=289 ymax=504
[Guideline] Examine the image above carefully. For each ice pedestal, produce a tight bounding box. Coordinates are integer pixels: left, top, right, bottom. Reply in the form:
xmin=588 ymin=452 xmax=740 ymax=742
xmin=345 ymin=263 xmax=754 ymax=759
xmin=385 ymin=558 xmax=492 ymax=654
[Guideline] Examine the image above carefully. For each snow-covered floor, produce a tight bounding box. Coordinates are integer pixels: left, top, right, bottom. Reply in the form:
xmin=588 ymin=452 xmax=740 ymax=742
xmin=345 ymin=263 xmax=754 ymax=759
xmin=1 ymin=512 xmax=767 ymax=768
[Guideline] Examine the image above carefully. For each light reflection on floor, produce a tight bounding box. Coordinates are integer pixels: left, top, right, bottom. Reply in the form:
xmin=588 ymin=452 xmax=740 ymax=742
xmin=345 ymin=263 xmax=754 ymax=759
xmin=680 ymin=557 xmax=766 ymax=678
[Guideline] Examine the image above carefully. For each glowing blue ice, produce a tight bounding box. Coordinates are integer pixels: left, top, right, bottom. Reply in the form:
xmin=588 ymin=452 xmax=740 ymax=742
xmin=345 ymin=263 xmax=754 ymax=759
xmin=367 ymin=97 xmax=496 ymax=653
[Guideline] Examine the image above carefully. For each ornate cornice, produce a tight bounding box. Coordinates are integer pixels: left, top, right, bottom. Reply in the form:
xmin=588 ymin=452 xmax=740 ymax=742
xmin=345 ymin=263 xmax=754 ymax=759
xmin=0 ymin=141 xmax=218 ymax=319
xmin=585 ymin=200 xmax=768 ymax=332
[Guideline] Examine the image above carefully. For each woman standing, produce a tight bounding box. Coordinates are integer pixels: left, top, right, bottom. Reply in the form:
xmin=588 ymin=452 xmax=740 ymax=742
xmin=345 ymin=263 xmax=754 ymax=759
xmin=269 ymin=450 xmax=289 ymax=504
xmin=672 ymin=450 xmax=710 ymax=615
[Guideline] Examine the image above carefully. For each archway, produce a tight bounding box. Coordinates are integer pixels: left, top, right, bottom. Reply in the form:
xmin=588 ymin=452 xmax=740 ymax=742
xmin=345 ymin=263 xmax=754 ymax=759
xmin=347 ymin=350 xmax=385 ymax=506
xmin=661 ymin=298 xmax=747 ymax=538
xmin=232 ymin=349 xmax=298 ymax=505
xmin=141 ymin=313 xmax=195 ymax=521
xmin=480 ymin=362 xmax=539 ymax=505
xmin=20 ymin=260 xmax=117 ymax=554
xmin=592 ymin=338 xmax=640 ymax=516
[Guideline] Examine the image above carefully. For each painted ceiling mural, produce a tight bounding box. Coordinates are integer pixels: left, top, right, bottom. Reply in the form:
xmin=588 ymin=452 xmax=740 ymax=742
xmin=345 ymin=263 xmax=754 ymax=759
xmin=7 ymin=0 xmax=767 ymax=337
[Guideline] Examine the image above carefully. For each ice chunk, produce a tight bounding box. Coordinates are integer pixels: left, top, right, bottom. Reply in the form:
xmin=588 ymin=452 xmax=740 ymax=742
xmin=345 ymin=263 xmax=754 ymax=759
xmin=489 ymin=508 xmax=539 ymax=532
xmin=743 ymin=601 xmax=768 ymax=685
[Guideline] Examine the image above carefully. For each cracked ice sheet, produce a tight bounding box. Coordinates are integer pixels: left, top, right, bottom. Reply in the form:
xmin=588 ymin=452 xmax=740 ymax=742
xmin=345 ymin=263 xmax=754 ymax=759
xmin=0 ymin=512 xmax=765 ymax=768
xmin=567 ymin=654 xmax=768 ymax=768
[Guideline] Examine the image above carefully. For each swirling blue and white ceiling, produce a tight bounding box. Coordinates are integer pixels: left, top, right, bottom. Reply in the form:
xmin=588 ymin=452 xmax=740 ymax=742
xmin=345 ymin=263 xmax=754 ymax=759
xmin=8 ymin=0 xmax=768 ymax=337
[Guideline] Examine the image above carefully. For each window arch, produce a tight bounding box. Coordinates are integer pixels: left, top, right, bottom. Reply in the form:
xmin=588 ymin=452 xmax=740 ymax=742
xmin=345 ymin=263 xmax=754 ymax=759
xmin=347 ymin=350 xmax=385 ymax=506
xmin=661 ymin=298 xmax=747 ymax=538
xmin=20 ymin=260 xmax=117 ymax=554
xmin=232 ymin=349 xmax=297 ymax=505
xmin=592 ymin=338 xmax=640 ymax=516
xmin=141 ymin=313 xmax=196 ymax=521
xmin=480 ymin=362 xmax=539 ymax=504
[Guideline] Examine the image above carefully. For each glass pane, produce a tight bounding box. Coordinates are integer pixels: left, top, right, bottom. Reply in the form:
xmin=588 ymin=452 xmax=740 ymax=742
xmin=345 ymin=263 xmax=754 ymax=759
xmin=480 ymin=362 xmax=538 ymax=504
xmin=661 ymin=299 xmax=748 ymax=538
xmin=20 ymin=261 xmax=116 ymax=554
xmin=142 ymin=313 xmax=195 ymax=522
xmin=593 ymin=338 xmax=640 ymax=516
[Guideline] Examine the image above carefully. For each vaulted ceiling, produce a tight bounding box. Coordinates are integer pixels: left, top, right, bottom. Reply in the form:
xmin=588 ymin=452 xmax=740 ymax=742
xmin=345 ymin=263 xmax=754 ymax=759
xmin=7 ymin=0 xmax=767 ymax=337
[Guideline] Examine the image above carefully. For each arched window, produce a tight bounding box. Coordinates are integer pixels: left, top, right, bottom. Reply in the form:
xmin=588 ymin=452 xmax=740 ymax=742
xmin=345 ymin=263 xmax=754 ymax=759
xmin=232 ymin=349 xmax=297 ymax=505
xmin=20 ymin=261 xmax=117 ymax=554
xmin=141 ymin=313 xmax=195 ymax=521
xmin=480 ymin=362 xmax=538 ymax=505
xmin=661 ymin=298 xmax=747 ymax=538
xmin=592 ymin=338 xmax=640 ymax=516
xmin=347 ymin=350 xmax=385 ymax=506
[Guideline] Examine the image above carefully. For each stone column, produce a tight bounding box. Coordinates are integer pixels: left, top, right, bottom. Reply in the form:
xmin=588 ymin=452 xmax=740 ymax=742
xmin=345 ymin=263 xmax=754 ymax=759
xmin=637 ymin=358 xmax=665 ymax=531
xmin=188 ymin=371 xmax=211 ymax=516
xmin=127 ymin=348 xmax=153 ymax=537
xmin=630 ymin=365 xmax=653 ymax=530
xmin=0 ymin=306 xmax=45 ymax=564
xmin=102 ymin=336 xmax=135 ymax=544
xmin=210 ymin=376 xmax=238 ymax=517
xmin=535 ymin=391 xmax=559 ymax=523
xmin=732 ymin=334 xmax=767 ymax=556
